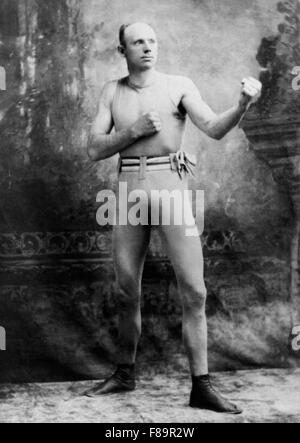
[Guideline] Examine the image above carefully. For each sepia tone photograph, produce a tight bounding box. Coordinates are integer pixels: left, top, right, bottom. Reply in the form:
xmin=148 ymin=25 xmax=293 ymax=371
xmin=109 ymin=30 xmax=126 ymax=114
xmin=0 ymin=0 xmax=300 ymax=425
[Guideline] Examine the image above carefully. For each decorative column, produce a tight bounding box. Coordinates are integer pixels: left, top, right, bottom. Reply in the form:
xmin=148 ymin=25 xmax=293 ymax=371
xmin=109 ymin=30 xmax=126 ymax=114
xmin=241 ymin=0 xmax=300 ymax=324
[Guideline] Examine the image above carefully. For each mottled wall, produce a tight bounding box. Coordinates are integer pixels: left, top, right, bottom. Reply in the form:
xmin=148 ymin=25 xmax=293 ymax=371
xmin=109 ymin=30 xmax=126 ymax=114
xmin=0 ymin=0 xmax=299 ymax=382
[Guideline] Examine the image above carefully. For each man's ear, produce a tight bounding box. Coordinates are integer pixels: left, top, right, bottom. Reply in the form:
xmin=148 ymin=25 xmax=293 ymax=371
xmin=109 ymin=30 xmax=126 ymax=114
xmin=118 ymin=45 xmax=125 ymax=56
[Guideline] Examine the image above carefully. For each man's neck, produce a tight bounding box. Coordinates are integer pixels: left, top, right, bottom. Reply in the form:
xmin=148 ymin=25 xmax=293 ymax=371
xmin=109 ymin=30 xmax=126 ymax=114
xmin=128 ymin=69 xmax=158 ymax=88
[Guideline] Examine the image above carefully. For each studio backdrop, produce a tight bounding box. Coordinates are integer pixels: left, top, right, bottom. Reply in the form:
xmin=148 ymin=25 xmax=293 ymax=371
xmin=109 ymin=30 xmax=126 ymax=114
xmin=0 ymin=0 xmax=300 ymax=382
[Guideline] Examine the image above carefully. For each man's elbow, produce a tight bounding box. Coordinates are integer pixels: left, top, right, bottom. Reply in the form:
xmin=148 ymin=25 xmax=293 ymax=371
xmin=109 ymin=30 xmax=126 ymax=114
xmin=87 ymin=147 xmax=96 ymax=161
xmin=211 ymin=131 xmax=224 ymax=141
xmin=87 ymin=134 xmax=104 ymax=161
xmin=207 ymin=128 xmax=224 ymax=141
xmin=203 ymin=121 xmax=224 ymax=141
xmin=87 ymin=144 xmax=101 ymax=162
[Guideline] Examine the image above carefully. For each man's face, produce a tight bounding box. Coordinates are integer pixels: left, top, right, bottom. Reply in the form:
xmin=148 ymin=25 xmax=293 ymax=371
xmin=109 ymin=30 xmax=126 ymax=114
xmin=121 ymin=23 xmax=158 ymax=71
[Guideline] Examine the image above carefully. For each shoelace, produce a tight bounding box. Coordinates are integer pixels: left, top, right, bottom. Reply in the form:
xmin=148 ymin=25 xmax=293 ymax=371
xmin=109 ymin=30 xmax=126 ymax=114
xmin=196 ymin=378 xmax=239 ymax=412
xmin=194 ymin=377 xmax=225 ymax=399
xmin=113 ymin=367 xmax=134 ymax=383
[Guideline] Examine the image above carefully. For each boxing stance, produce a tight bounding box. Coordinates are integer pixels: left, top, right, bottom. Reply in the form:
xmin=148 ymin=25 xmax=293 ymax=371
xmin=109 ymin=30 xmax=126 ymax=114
xmin=86 ymin=22 xmax=261 ymax=414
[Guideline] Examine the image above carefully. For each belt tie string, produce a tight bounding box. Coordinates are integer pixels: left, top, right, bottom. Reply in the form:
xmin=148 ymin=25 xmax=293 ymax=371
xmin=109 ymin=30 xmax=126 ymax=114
xmin=139 ymin=156 xmax=147 ymax=181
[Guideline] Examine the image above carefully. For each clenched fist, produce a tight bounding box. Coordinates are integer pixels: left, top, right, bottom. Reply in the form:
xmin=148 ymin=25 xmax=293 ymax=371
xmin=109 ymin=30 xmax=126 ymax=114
xmin=131 ymin=112 xmax=162 ymax=138
xmin=239 ymin=77 xmax=262 ymax=109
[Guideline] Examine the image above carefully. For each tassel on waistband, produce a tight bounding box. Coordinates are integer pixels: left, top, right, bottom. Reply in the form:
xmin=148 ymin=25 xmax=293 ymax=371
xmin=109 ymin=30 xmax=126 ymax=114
xmin=117 ymin=150 xmax=197 ymax=179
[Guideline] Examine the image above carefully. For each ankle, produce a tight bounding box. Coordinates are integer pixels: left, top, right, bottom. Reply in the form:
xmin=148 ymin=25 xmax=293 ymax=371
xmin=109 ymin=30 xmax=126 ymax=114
xmin=192 ymin=373 xmax=210 ymax=381
xmin=191 ymin=374 xmax=210 ymax=389
xmin=116 ymin=363 xmax=136 ymax=378
xmin=118 ymin=363 xmax=135 ymax=371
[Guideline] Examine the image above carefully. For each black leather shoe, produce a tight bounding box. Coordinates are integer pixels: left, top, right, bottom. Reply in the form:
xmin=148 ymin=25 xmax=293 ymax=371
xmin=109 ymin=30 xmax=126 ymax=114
xmin=83 ymin=366 xmax=136 ymax=397
xmin=189 ymin=375 xmax=243 ymax=415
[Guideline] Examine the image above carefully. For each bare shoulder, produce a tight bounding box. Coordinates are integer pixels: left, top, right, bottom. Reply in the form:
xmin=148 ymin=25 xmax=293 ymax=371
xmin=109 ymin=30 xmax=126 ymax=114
xmin=167 ymin=75 xmax=194 ymax=89
xmin=100 ymin=79 xmax=119 ymax=104
xmin=162 ymin=75 xmax=197 ymax=98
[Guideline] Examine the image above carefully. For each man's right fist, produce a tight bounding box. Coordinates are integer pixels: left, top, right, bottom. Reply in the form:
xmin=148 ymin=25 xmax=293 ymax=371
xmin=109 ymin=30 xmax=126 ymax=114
xmin=132 ymin=112 xmax=162 ymax=138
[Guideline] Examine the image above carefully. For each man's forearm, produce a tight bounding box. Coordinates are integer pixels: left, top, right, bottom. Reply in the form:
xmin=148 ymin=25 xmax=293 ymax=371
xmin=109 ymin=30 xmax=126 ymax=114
xmin=208 ymin=103 xmax=248 ymax=140
xmin=88 ymin=127 xmax=139 ymax=161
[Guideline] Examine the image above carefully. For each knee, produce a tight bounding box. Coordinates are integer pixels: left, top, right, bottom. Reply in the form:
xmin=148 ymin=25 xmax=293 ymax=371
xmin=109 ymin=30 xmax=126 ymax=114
xmin=181 ymin=280 xmax=207 ymax=312
xmin=116 ymin=276 xmax=141 ymax=309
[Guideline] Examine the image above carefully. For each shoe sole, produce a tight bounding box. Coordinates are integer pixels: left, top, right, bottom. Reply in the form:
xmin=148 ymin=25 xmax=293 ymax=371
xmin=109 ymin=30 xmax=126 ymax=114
xmin=84 ymin=387 xmax=136 ymax=397
xmin=189 ymin=403 xmax=243 ymax=415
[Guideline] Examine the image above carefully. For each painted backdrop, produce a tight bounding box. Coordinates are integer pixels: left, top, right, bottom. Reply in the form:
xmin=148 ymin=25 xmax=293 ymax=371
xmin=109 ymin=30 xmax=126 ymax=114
xmin=0 ymin=0 xmax=299 ymax=382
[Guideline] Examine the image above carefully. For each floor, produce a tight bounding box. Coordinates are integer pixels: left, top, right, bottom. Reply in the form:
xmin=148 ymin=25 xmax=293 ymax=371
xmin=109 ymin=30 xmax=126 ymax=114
xmin=0 ymin=369 xmax=299 ymax=423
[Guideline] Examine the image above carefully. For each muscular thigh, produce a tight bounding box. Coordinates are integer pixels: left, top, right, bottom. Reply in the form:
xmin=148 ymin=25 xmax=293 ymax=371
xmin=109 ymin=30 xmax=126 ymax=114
xmin=113 ymin=169 xmax=151 ymax=286
xmin=149 ymin=171 xmax=204 ymax=288
xmin=112 ymin=223 xmax=151 ymax=287
xmin=159 ymin=223 xmax=204 ymax=288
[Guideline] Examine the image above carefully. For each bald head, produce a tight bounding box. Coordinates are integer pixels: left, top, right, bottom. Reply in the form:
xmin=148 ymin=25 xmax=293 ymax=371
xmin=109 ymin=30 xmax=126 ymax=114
xmin=119 ymin=22 xmax=156 ymax=48
xmin=118 ymin=22 xmax=158 ymax=72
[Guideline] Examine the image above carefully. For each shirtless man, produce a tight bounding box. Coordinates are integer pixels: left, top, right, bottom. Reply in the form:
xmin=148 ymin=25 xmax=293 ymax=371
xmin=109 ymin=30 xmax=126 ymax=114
xmin=85 ymin=22 xmax=262 ymax=414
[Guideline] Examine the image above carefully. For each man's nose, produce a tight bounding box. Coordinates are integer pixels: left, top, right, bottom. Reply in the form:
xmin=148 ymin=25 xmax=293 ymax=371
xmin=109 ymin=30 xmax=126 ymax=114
xmin=143 ymin=43 xmax=152 ymax=53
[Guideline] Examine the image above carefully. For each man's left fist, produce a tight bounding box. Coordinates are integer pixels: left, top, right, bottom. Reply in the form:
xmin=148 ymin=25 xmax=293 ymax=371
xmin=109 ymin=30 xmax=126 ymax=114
xmin=239 ymin=77 xmax=262 ymax=109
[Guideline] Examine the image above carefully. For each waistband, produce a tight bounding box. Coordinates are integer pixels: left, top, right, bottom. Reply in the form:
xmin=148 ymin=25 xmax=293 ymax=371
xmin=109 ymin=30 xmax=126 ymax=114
xmin=117 ymin=150 xmax=197 ymax=181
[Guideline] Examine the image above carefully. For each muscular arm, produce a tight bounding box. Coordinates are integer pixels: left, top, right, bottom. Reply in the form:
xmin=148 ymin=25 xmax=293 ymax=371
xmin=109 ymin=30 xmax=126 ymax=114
xmin=181 ymin=77 xmax=261 ymax=140
xmin=87 ymin=82 xmax=139 ymax=161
